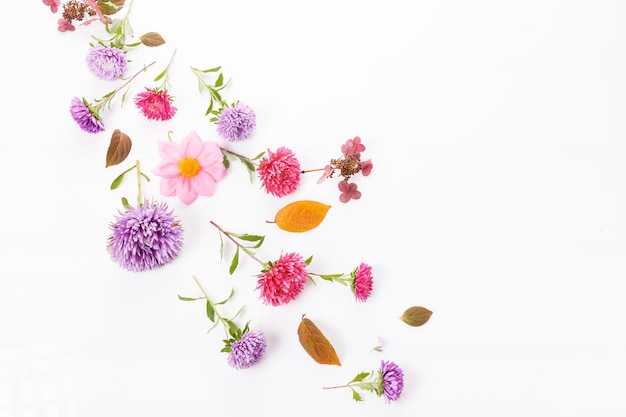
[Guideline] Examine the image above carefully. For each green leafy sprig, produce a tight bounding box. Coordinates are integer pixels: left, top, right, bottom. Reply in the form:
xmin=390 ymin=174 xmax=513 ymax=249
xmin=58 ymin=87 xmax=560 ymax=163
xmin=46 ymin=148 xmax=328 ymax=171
xmin=209 ymin=220 xmax=265 ymax=275
xmin=179 ymin=276 xmax=247 ymax=350
xmin=190 ymin=65 xmax=229 ymax=118
xmin=110 ymin=159 xmax=151 ymax=208
xmin=323 ymin=370 xmax=383 ymax=402
xmin=221 ymin=148 xmax=265 ymax=182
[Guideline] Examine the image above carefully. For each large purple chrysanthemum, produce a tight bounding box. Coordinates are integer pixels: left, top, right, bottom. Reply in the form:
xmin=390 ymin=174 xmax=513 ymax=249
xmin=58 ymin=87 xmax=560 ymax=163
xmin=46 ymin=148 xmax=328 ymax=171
xmin=107 ymin=200 xmax=184 ymax=272
xmin=70 ymin=97 xmax=105 ymax=133
xmin=227 ymin=330 xmax=267 ymax=369
xmin=379 ymin=360 xmax=404 ymax=403
xmin=216 ymin=103 xmax=256 ymax=141
xmin=86 ymin=45 xmax=128 ymax=81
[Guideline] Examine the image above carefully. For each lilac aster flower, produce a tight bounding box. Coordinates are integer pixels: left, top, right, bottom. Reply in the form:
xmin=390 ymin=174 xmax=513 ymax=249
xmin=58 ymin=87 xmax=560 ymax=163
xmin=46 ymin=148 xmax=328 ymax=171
xmin=216 ymin=103 xmax=256 ymax=141
xmin=323 ymin=359 xmax=404 ymax=403
xmin=227 ymin=330 xmax=267 ymax=369
xmin=70 ymin=97 xmax=105 ymax=133
xmin=107 ymin=200 xmax=184 ymax=272
xmin=86 ymin=45 xmax=128 ymax=81
xmin=379 ymin=360 xmax=404 ymax=403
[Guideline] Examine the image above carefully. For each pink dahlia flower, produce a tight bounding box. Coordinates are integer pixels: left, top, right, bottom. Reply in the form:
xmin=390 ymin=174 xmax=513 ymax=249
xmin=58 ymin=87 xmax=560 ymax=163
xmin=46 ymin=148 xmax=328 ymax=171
xmin=256 ymin=252 xmax=308 ymax=306
xmin=134 ymin=87 xmax=177 ymax=121
xmin=257 ymin=147 xmax=301 ymax=197
xmin=152 ymin=131 xmax=227 ymax=204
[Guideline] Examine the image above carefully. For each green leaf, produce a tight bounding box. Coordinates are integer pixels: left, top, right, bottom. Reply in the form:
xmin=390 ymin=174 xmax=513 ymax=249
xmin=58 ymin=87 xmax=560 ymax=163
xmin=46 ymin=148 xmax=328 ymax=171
xmin=304 ymin=255 xmax=313 ymax=265
xmin=232 ymin=233 xmax=264 ymax=242
xmin=177 ymin=295 xmax=205 ymax=301
xmin=153 ymin=67 xmax=168 ymax=82
xmin=121 ymin=197 xmax=130 ymax=209
xmin=242 ymin=160 xmax=256 ymax=172
xmin=352 ymin=389 xmax=363 ymax=402
xmin=222 ymin=318 xmax=239 ymax=334
xmin=110 ymin=172 xmax=125 ymax=190
xmin=206 ymin=300 xmax=216 ymax=322
xmin=349 ymin=372 xmax=371 ymax=384
xmin=215 ymin=73 xmax=224 ymax=87
xmin=215 ymin=287 xmax=235 ymax=305
xmin=229 ymin=247 xmax=240 ymax=275
xmin=252 ymin=151 xmax=265 ymax=160
xmin=202 ymin=66 xmax=222 ymax=73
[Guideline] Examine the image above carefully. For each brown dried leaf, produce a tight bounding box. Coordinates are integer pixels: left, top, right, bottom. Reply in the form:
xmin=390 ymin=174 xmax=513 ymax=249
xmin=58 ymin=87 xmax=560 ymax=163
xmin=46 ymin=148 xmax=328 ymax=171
xmin=297 ymin=315 xmax=341 ymax=366
xmin=273 ymin=200 xmax=331 ymax=232
xmin=105 ymin=129 xmax=132 ymax=167
xmin=400 ymin=306 xmax=433 ymax=327
xmin=96 ymin=0 xmax=124 ymax=15
xmin=140 ymin=32 xmax=166 ymax=47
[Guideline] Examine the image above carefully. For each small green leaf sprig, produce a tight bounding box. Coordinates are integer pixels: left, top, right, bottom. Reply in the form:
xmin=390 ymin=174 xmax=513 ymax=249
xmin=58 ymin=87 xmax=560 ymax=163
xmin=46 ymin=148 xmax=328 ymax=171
xmin=109 ymin=159 xmax=151 ymax=208
xmin=220 ymin=148 xmax=265 ymax=183
xmin=324 ymin=370 xmax=382 ymax=402
xmin=209 ymin=220 xmax=266 ymax=275
xmin=191 ymin=65 xmax=229 ymax=118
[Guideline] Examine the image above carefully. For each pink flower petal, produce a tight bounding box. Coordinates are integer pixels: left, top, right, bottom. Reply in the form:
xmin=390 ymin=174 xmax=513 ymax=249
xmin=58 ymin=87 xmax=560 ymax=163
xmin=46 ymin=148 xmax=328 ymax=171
xmin=157 ymin=140 xmax=184 ymax=162
xmin=176 ymin=178 xmax=199 ymax=205
xmin=152 ymin=161 xmax=181 ymax=178
xmin=190 ymin=171 xmax=217 ymax=196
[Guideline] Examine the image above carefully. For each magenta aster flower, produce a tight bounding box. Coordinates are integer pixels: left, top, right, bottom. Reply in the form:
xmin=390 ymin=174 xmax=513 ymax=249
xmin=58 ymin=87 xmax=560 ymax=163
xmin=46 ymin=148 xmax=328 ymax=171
xmin=70 ymin=97 xmax=104 ymax=133
xmin=152 ymin=131 xmax=227 ymax=204
xmin=256 ymin=252 xmax=308 ymax=306
xmin=227 ymin=330 xmax=267 ymax=369
xmin=257 ymin=147 xmax=301 ymax=197
xmin=86 ymin=45 xmax=127 ymax=81
xmin=379 ymin=360 xmax=404 ymax=403
xmin=107 ymin=200 xmax=184 ymax=272
xmin=338 ymin=180 xmax=361 ymax=203
xmin=217 ymin=103 xmax=256 ymax=141
xmin=352 ymin=263 xmax=373 ymax=302
xmin=134 ymin=87 xmax=177 ymax=121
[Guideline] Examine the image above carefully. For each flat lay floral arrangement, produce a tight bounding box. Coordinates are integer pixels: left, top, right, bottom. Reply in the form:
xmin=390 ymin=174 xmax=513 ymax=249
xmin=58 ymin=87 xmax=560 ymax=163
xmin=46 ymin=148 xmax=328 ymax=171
xmin=44 ymin=0 xmax=432 ymax=404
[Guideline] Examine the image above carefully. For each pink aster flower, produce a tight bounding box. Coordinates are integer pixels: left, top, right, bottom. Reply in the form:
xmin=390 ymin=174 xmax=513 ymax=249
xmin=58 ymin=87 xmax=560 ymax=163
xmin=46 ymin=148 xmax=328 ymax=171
xmin=152 ymin=131 xmax=227 ymax=204
xmin=352 ymin=263 xmax=373 ymax=302
xmin=256 ymin=252 xmax=308 ymax=306
xmin=338 ymin=180 xmax=361 ymax=203
xmin=257 ymin=147 xmax=301 ymax=197
xmin=134 ymin=87 xmax=177 ymax=121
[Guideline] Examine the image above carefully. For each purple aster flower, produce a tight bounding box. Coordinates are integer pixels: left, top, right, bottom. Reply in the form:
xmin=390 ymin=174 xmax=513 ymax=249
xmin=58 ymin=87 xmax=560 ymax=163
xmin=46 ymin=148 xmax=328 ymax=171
xmin=86 ymin=45 xmax=128 ymax=81
xmin=107 ymin=200 xmax=184 ymax=272
xmin=70 ymin=97 xmax=105 ymax=133
xmin=227 ymin=330 xmax=267 ymax=369
xmin=379 ymin=360 xmax=404 ymax=403
xmin=216 ymin=103 xmax=256 ymax=141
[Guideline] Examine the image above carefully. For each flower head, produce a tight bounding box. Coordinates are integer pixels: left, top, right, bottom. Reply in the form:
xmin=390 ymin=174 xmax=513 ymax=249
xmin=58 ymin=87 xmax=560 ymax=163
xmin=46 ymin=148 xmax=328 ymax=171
xmin=152 ymin=131 xmax=227 ymax=204
xmin=257 ymin=147 xmax=301 ymax=197
xmin=107 ymin=200 xmax=184 ymax=272
xmin=86 ymin=45 xmax=128 ymax=81
xmin=227 ymin=330 xmax=267 ymax=369
xmin=43 ymin=0 xmax=60 ymax=13
xmin=217 ymin=103 xmax=256 ymax=141
xmin=256 ymin=252 xmax=308 ymax=306
xmin=338 ymin=180 xmax=361 ymax=203
xmin=134 ymin=87 xmax=177 ymax=121
xmin=379 ymin=360 xmax=404 ymax=403
xmin=341 ymin=136 xmax=366 ymax=157
xmin=57 ymin=18 xmax=75 ymax=32
xmin=70 ymin=97 xmax=104 ymax=133
xmin=352 ymin=263 xmax=373 ymax=302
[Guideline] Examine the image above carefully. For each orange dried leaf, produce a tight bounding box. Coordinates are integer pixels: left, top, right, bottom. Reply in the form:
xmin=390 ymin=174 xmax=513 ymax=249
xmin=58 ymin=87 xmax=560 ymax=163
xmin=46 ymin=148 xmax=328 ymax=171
xmin=105 ymin=129 xmax=132 ymax=167
xmin=297 ymin=315 xmax=341 ymax=366
xmin=273 ymin=200 xmax=331 ymax=232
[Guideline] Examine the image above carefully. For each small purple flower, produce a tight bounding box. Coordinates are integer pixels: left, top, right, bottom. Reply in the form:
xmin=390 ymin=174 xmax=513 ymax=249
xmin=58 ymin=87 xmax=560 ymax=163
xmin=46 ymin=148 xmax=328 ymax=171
xmin=107 ymin=200 xmax=184 ymax=272
xmin=70 ymin=97 xmax=105 ymax=133
xmin=380 ymin=360 xmax=404 ymax=403
xmin=227 ymin=330 xmax=267 ymax=369
xmin=86 ymin=45 xmax=128 ymax=81
xmin=216 ymin=103 xmax=256 ymax=141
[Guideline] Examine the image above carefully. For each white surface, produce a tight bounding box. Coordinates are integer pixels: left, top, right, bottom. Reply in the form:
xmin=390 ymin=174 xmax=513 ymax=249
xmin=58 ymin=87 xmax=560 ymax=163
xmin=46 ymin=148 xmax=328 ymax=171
xmin=1 ymin=1 xmax=625 ymax=416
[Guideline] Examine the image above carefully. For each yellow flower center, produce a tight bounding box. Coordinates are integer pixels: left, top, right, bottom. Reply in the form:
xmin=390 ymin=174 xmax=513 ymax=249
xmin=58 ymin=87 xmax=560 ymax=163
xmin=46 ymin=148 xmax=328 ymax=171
xmin=179 ymin=157 xmax=201 ymax=178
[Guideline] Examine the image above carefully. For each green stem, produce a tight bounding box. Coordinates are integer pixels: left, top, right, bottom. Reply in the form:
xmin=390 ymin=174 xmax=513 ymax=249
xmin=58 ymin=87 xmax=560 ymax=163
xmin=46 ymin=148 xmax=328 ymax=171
xmin=209 ymin=220 xmax=266 ymax=267
xmin=192 ymin=275 xmax=230 ymax=337
xmin=221 ymin=148 xmax=257 ymax=166
xmin=94 ymin=61 xmax=156 ymax=113
xmin=135 ymin=159 xmax=142 ymax=206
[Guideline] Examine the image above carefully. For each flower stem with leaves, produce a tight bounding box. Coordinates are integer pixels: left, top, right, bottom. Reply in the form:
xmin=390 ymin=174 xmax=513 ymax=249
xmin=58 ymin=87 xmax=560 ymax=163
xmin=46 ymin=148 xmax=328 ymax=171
xmin=110 ymin=159 xmax=151 ymax=207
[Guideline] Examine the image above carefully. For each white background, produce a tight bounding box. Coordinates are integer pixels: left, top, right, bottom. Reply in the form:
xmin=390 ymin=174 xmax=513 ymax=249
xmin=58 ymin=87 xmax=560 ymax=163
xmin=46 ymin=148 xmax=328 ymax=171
xmin=1 ymin=1 xmax=625 ymax=416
